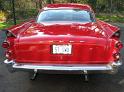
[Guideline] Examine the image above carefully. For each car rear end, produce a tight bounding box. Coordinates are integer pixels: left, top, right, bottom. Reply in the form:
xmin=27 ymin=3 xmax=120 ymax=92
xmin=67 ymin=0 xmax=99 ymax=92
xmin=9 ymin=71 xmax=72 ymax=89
xmin=2 ymin=3 xmax=123 ymax=74
xmin=2 ymin=33 xmax=123 ymax=74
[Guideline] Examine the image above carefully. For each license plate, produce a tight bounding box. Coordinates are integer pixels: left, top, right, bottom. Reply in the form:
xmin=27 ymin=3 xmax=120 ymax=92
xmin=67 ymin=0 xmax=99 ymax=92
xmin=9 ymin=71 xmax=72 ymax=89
xmin=52 ymin=45 xmax=72 ymax=54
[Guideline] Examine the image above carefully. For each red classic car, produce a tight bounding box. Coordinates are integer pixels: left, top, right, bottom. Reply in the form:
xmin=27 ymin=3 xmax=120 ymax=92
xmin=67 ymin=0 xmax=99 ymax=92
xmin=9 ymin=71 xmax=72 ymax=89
xmin=2 ymin=3 xmax=123 ymax=80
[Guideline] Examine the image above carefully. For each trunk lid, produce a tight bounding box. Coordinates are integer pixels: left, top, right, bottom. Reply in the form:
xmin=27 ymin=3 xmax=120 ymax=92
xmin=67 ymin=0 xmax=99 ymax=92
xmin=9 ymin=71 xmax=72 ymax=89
xmin=15 ymin=22 xmax=109 ymax=64
xmin=19 ymin=22 xmax=106 ymax=38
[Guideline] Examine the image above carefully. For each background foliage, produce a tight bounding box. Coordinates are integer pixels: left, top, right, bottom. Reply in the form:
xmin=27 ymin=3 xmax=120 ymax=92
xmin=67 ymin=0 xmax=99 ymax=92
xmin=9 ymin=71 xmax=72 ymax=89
xmin=0 ymin=0 xmax=124 ymax=29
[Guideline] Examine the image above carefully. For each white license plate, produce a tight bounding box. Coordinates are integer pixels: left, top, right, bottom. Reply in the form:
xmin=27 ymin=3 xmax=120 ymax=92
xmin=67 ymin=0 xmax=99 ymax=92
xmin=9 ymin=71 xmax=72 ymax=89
xmin=52 ymin=45 xmax=72 ymax=54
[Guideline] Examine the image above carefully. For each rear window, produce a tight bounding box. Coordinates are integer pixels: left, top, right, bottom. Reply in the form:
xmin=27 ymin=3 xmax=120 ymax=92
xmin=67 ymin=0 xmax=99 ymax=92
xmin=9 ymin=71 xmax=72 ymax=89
xmin=37 ymin=9 xmax=94 ymax=23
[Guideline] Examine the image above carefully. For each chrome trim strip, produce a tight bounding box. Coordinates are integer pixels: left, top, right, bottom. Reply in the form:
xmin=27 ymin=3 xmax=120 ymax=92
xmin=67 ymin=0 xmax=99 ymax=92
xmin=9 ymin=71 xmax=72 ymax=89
xmin=13 ymin=64 xmax=112 ymax=71
xmin=4 ymin=59 xmax=122 ymax=71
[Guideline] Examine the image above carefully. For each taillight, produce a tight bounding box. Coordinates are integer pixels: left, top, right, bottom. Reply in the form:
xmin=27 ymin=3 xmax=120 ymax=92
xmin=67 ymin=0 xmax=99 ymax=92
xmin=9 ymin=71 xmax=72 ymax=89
xmin=113 ymin=53 xmax=120 ymax=61
xmin=2 ymin=42 xmax=10 ymax=48
xmin=115 ymin=41 xmax=123 ymax=49
xmin=111 ymin=31 xmax=120 ymax=39
xmin=6 ymin=51 xmax=12 ymax=59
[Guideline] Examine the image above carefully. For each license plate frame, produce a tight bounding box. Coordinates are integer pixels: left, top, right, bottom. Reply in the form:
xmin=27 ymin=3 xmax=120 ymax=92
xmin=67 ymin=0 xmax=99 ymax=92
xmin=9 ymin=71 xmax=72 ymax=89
xmin=52 ymin=45 xmax=72 ymax=54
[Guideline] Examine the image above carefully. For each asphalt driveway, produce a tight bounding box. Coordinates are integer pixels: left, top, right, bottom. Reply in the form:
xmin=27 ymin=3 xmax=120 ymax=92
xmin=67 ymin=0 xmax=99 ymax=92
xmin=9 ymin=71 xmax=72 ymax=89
xmin=0 ymin=23 xmax=124 ymax=92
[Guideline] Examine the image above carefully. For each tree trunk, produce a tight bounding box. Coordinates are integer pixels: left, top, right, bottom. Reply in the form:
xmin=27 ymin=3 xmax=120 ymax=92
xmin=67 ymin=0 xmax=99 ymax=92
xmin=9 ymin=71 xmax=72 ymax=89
xmin=39 ymin=0 xmax=42 ymax=8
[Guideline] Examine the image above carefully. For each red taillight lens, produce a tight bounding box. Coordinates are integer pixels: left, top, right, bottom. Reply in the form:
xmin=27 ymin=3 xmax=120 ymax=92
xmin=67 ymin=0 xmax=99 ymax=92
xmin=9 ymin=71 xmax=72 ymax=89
xmin=116 ymin=42 xmax=123 ymax=49
xmin=113 ymin=53 xmax=120 ymax=61
xmin=6 ymin=51 xmax=12 ymax=59
xmin=2 ymin=42 xmax=10 ymax=48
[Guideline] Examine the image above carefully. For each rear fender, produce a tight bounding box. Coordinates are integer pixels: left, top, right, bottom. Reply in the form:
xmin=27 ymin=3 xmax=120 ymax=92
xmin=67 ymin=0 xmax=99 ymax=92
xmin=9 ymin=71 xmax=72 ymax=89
xmin=97 ymin=20 xmax=120 ymax=39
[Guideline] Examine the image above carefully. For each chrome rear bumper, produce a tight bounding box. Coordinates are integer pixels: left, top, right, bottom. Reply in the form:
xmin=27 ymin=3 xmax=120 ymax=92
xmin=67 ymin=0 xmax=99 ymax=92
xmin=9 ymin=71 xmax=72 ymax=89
xmin=4 ymin=59 xmax=122 ymax=74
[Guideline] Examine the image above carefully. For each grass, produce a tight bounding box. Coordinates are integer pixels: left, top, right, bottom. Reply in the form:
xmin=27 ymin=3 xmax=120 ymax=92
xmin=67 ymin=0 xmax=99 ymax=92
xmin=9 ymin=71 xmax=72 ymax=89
xmin=96 ymin=14 xmax=124 ymax=23
xmin=0 ymin=22 xmax=13 ymax=30
xmin=0 ymin=20 xmax=26 ymax=30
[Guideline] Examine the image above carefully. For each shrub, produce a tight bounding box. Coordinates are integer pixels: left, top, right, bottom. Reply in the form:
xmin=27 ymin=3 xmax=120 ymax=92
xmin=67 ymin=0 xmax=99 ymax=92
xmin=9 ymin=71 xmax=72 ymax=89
xmin=0 ymin=11 xmax=6 ymax=22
